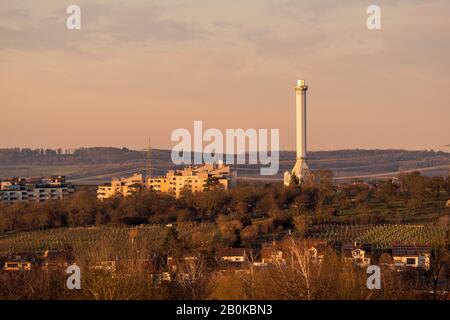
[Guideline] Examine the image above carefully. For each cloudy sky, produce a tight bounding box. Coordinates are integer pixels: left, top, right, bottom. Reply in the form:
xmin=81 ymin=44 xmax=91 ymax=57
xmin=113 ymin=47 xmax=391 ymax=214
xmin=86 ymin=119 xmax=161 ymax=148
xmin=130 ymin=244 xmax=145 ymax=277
xmin=0 ymin=0 xmax=449 ymax=151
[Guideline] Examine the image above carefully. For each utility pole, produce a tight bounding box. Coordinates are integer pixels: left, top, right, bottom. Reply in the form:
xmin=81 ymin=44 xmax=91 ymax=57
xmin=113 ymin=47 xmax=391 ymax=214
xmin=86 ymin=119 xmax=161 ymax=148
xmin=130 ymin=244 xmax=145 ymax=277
xmin=146 ymin=137 xmax=152 ymax=179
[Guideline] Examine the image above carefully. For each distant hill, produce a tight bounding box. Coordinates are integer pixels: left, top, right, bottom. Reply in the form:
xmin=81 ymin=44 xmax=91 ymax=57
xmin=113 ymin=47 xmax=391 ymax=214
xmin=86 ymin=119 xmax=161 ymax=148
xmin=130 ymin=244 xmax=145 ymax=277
xmin=0 ymin=147 xmax=152 ymax=165
xmin=0 ymin=147 xmax=448 ymax=184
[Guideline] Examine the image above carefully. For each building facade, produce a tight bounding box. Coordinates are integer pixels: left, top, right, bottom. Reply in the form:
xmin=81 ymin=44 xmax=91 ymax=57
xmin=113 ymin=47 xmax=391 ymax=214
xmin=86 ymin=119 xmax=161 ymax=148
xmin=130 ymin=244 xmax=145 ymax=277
xmin=391 ymin=244 xmax=431 ymax=269
xmin=97 ymin=164 xmax=235 ymax=200
xmin=0 ymin=176 xmax=74 ymax=204
xmin=343 ymin=243 xmax=372 ymax=268
xmin=147 ymin=163 xmax=235 ymax=198
xmin=97 ymin=173 xmax=144 ymax=200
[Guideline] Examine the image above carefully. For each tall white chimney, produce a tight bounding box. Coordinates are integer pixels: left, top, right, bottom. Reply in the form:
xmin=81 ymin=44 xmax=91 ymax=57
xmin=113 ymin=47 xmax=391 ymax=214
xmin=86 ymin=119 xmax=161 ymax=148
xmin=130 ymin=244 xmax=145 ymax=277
xmin=284 ymin=79 xmax=310 ymax=186
xmin=296 ymin=79 xmax=307 ymax=160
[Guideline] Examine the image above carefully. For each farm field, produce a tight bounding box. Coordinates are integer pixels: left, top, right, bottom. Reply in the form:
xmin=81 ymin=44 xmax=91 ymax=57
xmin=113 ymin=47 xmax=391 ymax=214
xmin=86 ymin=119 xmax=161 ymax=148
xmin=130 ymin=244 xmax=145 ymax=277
xmin=312 ymin=224 xmax=448 ymax=249
xmin=0 ymin=223 xmax=218 ymax=254
xmin=1 ymin=222 xmax=447 ymax=254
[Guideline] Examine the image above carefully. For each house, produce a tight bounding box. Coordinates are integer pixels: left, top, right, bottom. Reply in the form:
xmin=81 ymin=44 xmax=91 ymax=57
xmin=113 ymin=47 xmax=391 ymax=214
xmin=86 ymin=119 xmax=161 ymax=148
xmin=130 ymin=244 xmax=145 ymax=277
xmin=260 ymin=242 xmax=285 ymax=265
xmin=151 ymin=272 xmax=172 ymax=283
xmin=2 ymin=260 xmax=33 ymax=271
xmin=167 ymin=256 xmax=199 ymax=273
xmin=166 ymin=255 xmax=202 ymax=281
xmin=41 ymin=250 xmax=75 ymax=269
xmin=218 ymin=248 xmax=246 ymax=263
xmin=391 ymin=244 xmax=431 ymax=269
xmin=92 ymin=260 xmax=117 ymax=273
xmin=305 ymin=240 xmax=328 ymax=264
xmin=343 ymin=243 xmax=372 ymax=267
xmin=1 ymin=252 xmax=37 ymax=271
xmin=258 ymin=239 xmax=329 ymax=266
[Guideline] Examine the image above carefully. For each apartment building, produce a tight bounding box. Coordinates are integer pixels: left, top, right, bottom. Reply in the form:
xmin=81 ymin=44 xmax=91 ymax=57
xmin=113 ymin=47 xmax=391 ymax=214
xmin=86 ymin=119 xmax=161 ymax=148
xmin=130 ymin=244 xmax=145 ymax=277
xmin=97 ymin=173 xmax=144 ymax=200
xmin=0 ymin=176 xmax=75 ymax=204
xmin=147 ymin=163 xmax=235 ymax=198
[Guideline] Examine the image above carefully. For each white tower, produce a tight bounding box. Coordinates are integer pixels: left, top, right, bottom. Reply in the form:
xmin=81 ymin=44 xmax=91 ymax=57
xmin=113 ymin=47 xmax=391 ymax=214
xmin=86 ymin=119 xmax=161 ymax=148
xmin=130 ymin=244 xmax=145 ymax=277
xmin=284 ymin=80 xmax=310 ymax=186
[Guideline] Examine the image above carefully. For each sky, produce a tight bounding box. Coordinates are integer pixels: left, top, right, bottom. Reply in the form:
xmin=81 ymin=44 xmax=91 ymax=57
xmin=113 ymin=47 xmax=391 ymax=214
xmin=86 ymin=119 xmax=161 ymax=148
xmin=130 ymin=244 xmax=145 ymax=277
xmin=0 ymin=0 xmax=449 ymax=152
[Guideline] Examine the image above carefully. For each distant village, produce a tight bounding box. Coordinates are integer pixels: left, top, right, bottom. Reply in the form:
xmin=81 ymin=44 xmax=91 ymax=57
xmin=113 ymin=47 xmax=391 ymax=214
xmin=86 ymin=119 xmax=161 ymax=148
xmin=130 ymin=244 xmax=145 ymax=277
xmin=0 ymin=237 xmax=434 ymax=277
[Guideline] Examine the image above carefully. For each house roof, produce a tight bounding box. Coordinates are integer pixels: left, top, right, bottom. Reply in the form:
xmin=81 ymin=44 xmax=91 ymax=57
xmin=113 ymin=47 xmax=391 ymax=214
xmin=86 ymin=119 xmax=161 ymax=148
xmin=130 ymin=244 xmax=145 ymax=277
xmin=343 ymin=243 xmax=372 ymax=251
xmin=3 ymin=259 xmax=32 ymax=263
xmin=261 ymin=245 xmax=283 ymax=259
xmin=218 ymin=248 xmax=246 ymax=257
xmin=391 ymin=244 xmax=430 ymax=256
xmin=1 ymin=252 xmax=37 ymax=261
xmin=44 ymin=250 xmax=75 ymax=262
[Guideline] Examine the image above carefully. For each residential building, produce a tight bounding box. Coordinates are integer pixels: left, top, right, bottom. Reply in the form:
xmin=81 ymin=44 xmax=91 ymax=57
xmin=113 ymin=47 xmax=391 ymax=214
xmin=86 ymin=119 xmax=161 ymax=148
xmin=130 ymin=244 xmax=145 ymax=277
xmin=167 ymin=256 xmax=199 ymax=273
xmin=2 ymin=260 xmax=33 ymax=271
xmin=147 ymin=163 xmax=235 ymax=198
xmin=97 ymin=173 xmax=143 ymax=200
xmin=305 ymin=240 xmax=328 ymax=264
xmin=391 ymin=244 xmax=431 ymax=269
xmin=261 ymin=242 xmax=285 ymax=265
xmin=343 ymin=243 xmax=372 ymax=268
xmin=0 ymin=176 xmax=74 ymax=204
xmin=42 ymin=250 xmax=75 ymax=270
xmin=0 ymin=252 xmax=37 ymax=271
xmin=166 ymin=255 xmax=202 ymax=281
xmin=91 ymin=260 xmax=117 ymax=274
xmin=218 ymin=248 xmax=247 ymax=263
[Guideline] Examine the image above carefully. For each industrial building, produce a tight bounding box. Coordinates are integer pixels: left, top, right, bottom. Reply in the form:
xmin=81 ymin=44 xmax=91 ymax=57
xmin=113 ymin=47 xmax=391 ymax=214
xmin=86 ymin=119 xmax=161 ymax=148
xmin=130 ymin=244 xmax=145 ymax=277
xmin=0 ymin=176 xmax=75 ymax=204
